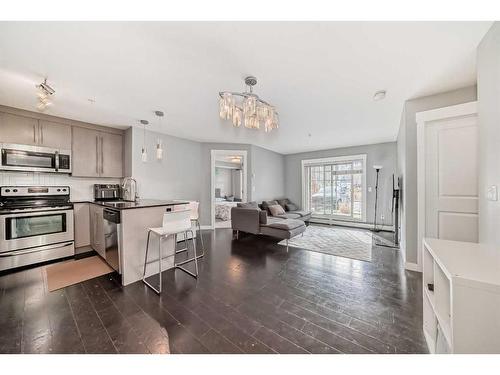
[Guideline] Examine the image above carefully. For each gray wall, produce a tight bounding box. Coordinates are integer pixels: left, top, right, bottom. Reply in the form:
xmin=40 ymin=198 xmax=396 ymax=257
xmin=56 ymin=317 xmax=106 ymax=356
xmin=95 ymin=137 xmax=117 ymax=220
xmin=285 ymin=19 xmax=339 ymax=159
xmin=396 ymin=86 xmax=477 ymax=264
xmin=199 ymin=143 xmax=286 ymax=225
xmin=251 ymin=145 xmax=286 ymax=202
xmin=284 ymin=142 xmax=397 ymax=226
xmin=477 ymin=22 xmax=500 ymax=246
xmin=129 ymin=135 xmax=286 ymax=226
xmin=130 ymin=127 xmax=203 ymax=203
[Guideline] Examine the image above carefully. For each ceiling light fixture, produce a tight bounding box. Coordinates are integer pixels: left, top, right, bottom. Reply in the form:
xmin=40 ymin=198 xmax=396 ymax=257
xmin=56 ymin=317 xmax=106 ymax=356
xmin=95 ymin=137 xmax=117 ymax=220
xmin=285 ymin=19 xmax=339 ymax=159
xmin=140 ymin=120 xmax=149 ymax=163
xmin=230 ymin=156 xmax=241 ymax=163
xmin=373 ymin=90 xmax=386 ymax=101
xmin=154 ymin=111 xmax=164 ymax=161
xmin=36 ymin=78 xmax=55 ymax=112
xmin=219 ymin=76 xmax=279 ymax=132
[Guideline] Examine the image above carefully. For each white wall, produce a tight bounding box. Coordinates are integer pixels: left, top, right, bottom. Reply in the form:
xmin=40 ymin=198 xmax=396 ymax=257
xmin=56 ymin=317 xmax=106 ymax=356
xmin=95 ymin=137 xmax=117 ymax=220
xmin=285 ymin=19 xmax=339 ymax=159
xmin=477 ymin=22 xmax=500 ymax=246
xmin=0 ymin=171 xmax=120 ymax=201
xmin=214 ymin=167 xmax=233 ymax=197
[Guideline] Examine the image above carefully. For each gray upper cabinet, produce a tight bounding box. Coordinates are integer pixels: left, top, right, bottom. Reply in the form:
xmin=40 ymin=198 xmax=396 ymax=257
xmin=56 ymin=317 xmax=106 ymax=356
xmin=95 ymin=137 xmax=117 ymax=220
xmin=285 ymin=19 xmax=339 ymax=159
xmin=72 ymin=126 xmax=124 ymax=178
xmin=72 ymin=126 xmax=100 ymax=177
xmin=38 ymin=120 xmax=72 ymax=149
xmin=0 ymin=112 xmax=72 ymax=150
xmin=101 ymin=132 xmax=123 ymax=178
xmin=0 ymin=112 xmax=39 ymax=146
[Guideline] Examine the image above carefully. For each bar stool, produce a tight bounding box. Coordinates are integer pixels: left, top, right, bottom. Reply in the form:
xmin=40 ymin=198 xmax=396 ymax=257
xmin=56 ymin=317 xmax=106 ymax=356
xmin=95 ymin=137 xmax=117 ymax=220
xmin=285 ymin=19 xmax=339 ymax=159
xmin=177 ymin=201 xmax=205 ymax=259
xmin=142 ymin=209 xmax=198 ymax=294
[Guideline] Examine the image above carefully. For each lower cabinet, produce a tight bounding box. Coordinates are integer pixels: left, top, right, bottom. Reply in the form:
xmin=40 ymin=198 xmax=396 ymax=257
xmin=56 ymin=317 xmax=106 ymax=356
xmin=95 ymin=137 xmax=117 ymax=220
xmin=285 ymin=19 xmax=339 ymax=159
xmin=74 ymin=203 xmax=91 ymax=248
xmin=89 ymin=204 xmax=105 ymax=258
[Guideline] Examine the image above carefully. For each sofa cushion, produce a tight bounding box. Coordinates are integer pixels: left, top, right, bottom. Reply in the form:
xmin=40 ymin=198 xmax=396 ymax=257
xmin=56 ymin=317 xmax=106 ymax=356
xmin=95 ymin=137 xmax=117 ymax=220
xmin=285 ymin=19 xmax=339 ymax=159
xmin=262 ymin=200 xmax=279 ymax=213
xmin=277 ymin=198 xmax=290 ymax=210
xmin=237 ymin=201 xmax=260 ymax=210
xmin=286 ymin=203 xmax=298 ymax=211
xmin=274 ymin=213 xmax=301 ymax=220
xmin=266 ymin=219 xmax=305 ymax=231
xmin=259 ymin=210 xmax=268 ymax=224
xmin=268 ymin=204 xmax=286 ymax=216
xmin=289 ymin=210 xmax=310 ymax=217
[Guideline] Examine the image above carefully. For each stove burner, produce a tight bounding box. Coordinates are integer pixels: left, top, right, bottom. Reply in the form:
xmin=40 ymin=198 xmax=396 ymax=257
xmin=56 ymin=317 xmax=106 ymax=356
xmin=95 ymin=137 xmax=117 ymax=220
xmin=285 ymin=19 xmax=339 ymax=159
xmin=0 ymin=186 xmax=72 ymax=214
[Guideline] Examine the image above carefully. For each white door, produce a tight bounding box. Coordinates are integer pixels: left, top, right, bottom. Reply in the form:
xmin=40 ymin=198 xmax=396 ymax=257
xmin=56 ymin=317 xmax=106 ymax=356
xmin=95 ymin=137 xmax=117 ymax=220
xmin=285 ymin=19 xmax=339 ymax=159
xmin=418 ymin=102 xmax=478 ymax=260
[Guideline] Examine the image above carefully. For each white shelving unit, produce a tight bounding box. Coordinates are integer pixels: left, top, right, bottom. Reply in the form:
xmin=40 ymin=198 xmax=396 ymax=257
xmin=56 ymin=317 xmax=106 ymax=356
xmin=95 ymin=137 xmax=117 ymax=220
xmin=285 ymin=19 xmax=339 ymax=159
xmin=422 ymin=238 xmax=500 ymax=353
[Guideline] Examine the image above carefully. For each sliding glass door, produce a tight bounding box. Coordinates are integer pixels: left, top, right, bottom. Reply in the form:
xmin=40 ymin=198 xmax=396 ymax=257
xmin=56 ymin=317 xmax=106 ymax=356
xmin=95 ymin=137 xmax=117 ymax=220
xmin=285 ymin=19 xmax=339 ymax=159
xmin=303 ymin=155 xmax=366 ymax=221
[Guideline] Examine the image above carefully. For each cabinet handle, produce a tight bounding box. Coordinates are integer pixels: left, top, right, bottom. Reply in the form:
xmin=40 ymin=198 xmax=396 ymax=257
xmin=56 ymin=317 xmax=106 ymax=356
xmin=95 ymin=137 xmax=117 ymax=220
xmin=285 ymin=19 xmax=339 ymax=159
xmin=95 ymin=136 xmax=99 ymax=174
xmin=33 ymin=125 xmax=36 ymax=143
xmin=40 ymin=124 xmax=43 ymax=144
xmin=101 ymin=137 xmax=104 ymax=173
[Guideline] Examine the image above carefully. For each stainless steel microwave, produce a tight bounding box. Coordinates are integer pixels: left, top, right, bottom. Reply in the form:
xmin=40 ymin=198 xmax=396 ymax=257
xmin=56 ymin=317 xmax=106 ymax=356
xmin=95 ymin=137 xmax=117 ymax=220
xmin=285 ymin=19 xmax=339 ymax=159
xmin=0 ymin=143 xmax=71 ymax=173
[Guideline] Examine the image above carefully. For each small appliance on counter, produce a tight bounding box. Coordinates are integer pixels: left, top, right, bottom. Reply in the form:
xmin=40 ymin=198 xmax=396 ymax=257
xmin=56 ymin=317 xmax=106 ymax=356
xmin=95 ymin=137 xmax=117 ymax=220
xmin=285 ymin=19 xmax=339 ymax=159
xmin=94 ymin=184 xmax=121 ymax=201
xmin=0 ymin=186 xmax=74 ymax=271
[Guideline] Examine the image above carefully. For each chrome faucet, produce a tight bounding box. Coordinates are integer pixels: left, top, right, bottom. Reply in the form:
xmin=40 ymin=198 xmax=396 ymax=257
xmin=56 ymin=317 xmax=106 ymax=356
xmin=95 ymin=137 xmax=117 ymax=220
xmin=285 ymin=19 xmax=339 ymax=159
xmin=121 ymin=177 xmax=139 ymax=202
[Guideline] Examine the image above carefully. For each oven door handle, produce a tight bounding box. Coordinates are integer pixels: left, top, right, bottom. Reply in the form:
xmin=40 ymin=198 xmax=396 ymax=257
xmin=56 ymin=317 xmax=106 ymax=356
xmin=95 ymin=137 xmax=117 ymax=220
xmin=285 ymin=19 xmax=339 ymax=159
xmin=0 ymin=241 xmax=74 ymax=257
xmin=0 ymin=209 xmax=72 ymax=218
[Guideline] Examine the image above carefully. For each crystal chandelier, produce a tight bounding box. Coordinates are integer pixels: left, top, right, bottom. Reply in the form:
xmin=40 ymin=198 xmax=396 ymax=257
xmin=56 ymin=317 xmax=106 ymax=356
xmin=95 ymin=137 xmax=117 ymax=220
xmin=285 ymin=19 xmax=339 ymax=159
xmin=219 ymin=76 xmax=279 ymax=132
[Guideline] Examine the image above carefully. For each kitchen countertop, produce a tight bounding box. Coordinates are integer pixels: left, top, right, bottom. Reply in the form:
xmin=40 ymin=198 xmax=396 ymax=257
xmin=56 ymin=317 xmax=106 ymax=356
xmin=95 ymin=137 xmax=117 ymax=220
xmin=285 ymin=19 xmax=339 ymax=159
xmin=71 ymin=199 xmax=190 ymax=210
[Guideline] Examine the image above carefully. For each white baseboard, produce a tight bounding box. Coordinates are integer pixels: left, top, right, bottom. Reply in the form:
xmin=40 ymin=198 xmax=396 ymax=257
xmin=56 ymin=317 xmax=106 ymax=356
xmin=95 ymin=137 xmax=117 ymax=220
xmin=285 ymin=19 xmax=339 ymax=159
xmin=310 ymin=217 xmax=394 ymax=232
xmin=405 ymin=262 xmax=421 ymax=272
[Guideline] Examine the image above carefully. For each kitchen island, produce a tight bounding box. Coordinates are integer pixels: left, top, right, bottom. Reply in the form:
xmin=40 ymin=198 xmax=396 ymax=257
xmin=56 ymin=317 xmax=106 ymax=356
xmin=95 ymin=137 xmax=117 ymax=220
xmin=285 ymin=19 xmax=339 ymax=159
xmin=74 ymin=199 xmax=191 ymax=285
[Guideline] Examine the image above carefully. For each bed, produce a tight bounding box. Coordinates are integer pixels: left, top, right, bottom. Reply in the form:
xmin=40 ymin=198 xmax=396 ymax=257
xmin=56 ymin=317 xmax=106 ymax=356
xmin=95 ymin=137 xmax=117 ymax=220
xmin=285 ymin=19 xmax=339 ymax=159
xmin=215 ymin=199 xmax=238 ymax=221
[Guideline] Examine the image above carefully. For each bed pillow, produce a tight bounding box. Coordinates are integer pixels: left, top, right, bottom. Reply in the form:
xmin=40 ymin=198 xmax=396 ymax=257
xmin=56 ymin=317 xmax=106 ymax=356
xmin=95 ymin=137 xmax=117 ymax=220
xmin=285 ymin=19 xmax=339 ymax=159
xmin=268 ymin=204 xmax=286 ymax=217
xmin=286 ymin=203 xmax=298 ymax=211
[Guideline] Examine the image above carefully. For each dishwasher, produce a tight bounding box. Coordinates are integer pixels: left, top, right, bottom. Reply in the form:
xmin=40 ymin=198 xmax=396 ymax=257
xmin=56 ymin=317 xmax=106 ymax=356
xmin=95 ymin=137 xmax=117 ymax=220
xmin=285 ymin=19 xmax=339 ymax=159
xmin=103 ymin=208 xmax=121 ymax=273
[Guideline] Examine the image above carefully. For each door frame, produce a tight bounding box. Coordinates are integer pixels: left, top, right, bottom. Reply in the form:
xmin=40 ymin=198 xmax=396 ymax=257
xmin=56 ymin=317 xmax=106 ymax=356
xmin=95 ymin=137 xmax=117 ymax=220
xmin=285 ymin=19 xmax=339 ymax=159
xmin=210 ymin=149 xmax=248 ymax=229
xmin=416 ymin=101 xmax=477 ymax=271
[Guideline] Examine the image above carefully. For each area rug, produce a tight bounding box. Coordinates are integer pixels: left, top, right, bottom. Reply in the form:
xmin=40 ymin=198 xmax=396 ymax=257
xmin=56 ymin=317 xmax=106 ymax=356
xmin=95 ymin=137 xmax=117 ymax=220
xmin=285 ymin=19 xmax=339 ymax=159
xmin=278 ymin=225 xmax=373 ymax=262
xmin=45 ymin=255 xmax=114 ymax=292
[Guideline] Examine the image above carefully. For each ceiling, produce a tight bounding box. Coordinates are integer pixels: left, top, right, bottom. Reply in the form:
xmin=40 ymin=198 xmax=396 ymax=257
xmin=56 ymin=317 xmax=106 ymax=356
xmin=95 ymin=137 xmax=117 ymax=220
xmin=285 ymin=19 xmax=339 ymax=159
xmin=0 ymin=22 xmax=492 ymax=154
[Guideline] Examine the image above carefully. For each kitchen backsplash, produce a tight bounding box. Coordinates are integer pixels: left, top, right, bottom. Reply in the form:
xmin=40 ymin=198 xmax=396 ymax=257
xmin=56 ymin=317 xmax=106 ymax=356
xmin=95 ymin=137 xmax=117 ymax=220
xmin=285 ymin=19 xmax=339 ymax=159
xmin=0 ymin=172 xmax=121 ymax=201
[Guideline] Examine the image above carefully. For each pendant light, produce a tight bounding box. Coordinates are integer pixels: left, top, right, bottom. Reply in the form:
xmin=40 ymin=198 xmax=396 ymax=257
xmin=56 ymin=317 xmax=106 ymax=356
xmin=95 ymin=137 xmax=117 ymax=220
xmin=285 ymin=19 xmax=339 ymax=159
xmin=154 ymin=111 xmax=164 ymax=160
xmin=140 ymin=120 xmax=148 ymax=163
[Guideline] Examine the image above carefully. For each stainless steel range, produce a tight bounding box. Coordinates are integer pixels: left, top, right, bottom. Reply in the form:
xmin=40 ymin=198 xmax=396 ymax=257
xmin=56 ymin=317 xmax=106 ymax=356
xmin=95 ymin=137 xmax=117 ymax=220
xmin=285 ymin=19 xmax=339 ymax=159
xmin=0 ymin=186 xmax=74 ymax=271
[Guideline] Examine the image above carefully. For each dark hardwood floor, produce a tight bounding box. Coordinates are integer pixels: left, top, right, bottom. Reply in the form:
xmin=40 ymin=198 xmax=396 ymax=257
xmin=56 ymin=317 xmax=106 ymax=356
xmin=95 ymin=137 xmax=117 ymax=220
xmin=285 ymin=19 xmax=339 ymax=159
xmin=0 ymin=227 xmax=427 ymax=354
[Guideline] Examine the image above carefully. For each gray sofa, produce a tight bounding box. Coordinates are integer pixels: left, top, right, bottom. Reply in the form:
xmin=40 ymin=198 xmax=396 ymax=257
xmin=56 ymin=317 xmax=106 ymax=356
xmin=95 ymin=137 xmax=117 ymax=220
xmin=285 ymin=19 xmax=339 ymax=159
xmin=231 ymin=200 xmax=310 ymax=250
xmin=260 ymin=199 xmax=311 ymax=222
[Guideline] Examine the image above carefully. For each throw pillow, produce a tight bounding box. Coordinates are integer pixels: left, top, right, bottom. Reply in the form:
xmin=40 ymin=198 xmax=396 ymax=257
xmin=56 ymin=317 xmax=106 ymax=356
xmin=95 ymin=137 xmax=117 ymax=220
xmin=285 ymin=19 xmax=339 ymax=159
xmin=237 ymin=201 xmax=260 ymax=210
xmin=262 ymin=200 xmax=279 ymax=213
xmin=268 ymin=204 xmax=286 ymax=216
xmin=286 ymin=203 xmax=298 ymax=211
xmin=277 ymin=198 xmax=290 ymax=210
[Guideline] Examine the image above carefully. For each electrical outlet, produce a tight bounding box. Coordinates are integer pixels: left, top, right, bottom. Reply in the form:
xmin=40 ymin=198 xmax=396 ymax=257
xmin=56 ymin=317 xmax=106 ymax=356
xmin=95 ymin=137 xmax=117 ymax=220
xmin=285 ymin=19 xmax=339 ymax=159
xmin=380 ymin=214 xmax=385 ymax=221
xmin=368 ymin=187 xmax=372 ymax=193
xmin=487 ymin=185 xmax=498 ymax=201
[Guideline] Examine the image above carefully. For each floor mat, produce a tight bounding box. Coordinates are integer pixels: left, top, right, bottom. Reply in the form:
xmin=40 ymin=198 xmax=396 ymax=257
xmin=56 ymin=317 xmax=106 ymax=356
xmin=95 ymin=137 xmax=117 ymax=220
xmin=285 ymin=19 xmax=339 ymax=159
xmin=45 ymin=255 xmax=113 ymax=292
xmin=279 ymin=225 xmax=373 ymax=262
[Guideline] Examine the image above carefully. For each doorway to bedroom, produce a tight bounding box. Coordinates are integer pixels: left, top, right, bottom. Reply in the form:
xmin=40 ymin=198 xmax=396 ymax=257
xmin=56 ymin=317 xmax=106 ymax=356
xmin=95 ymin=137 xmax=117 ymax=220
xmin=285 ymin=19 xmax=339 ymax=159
xmin=210 ymin=150 xmax=248 ymax=229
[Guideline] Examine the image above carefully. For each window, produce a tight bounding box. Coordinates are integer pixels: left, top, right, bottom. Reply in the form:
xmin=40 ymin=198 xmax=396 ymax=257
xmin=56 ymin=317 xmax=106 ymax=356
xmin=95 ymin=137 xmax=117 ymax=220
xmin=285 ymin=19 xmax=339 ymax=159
xmin=302 ymin=154 xmax=366 ymax=221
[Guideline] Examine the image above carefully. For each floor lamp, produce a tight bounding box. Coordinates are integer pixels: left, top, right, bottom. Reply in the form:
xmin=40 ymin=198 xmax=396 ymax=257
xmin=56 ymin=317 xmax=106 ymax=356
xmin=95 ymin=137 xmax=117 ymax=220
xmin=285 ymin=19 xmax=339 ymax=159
xmin=372 ymin=165 xmax=383 ymax=232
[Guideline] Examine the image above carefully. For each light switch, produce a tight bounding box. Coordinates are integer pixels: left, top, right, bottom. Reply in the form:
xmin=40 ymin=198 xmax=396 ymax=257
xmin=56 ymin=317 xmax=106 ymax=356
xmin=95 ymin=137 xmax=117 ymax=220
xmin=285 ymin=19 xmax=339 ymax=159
xmin=368 ymin=187 xmax=372 ymax=193
xmin=487 ymin=185 xmax=498 ymax=201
